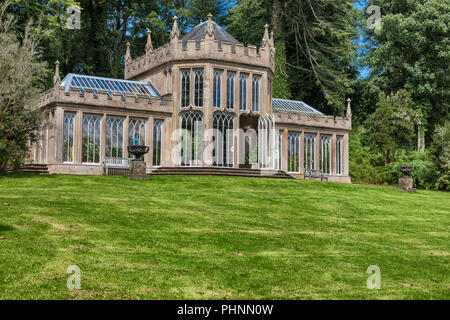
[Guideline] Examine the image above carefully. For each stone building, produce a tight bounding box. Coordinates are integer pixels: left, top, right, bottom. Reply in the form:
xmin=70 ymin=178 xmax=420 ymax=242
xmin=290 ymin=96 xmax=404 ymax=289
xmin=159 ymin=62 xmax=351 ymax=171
xmin=27 ymin=14 xmax=351 ymax=182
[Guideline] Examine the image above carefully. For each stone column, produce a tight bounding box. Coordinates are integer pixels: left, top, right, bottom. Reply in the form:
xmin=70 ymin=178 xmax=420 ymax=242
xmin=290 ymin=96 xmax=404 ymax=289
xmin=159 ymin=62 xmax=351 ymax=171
xmin=202 ymin=64 xmax=213 ymax=167
xmin=281 ymin=129 xmax=288 ymax=172
xmin=47 ymin=111 xmax=55 ymax=164
xmin=101 ymin=114 xmax=106 ymax=163
xmin=315 ymin=132 xmax=320 ymax=171
xmin=235 ymin=71 xmax=240 ymax=112
xmin=147 ymin=116 xmax=153 ymax=168
xmin=54 ymin=107 xmax=64 ymax=164
xmin=222 ymin=69 xmax=227 ymax=108
xmin=234 ymin=116 xmax=239 ymax=168
xmin=248 ymin=73 xmax=253 ymax=112
xmin=299 ymin=131 xmax=305 ymax=174
xmin=74 ymin=111 xmax=83 ymax=164
xmin=123 ymin=116 xmax=129 ymax=158
xmin=343 ymin=132 xmax=349 ymax=176
xmin=331 ymin=133 xmax=337 ymax=176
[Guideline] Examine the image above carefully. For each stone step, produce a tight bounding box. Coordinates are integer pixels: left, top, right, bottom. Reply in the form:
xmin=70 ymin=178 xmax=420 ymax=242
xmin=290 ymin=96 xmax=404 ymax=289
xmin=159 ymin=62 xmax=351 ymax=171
xmin=21 ymin=164 xmax=50 ymax=174
xmin=151 ymin=167 xmax=294 ymax=179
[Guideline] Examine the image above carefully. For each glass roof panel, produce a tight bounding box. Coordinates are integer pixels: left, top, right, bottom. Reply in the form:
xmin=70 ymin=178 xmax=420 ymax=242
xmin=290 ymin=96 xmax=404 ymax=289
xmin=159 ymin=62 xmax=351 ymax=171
xmin=272 ymin=98 xmax=323 ymax=115
xmin=60 ymin=73 xmax=160 ymax=97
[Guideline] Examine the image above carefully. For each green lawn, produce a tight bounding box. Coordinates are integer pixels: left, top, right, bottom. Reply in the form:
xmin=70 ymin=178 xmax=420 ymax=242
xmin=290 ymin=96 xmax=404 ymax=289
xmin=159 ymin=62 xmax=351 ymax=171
xmin=0 ymin=174 xmax=448 ymax=300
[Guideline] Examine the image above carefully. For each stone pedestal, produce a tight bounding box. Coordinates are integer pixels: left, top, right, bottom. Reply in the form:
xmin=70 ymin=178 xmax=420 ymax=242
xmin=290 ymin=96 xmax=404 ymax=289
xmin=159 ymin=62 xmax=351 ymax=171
xmin=130 ymin=160 xmax=148 ymax=179
xmin=399 ymin=176 xmax=416 ymax=192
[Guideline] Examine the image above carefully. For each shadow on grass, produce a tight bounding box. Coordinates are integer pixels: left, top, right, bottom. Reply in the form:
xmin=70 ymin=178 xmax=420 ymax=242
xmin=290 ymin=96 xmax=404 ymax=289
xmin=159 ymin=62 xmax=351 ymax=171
xmin=0 ymin=223 xmax=15 ymax=232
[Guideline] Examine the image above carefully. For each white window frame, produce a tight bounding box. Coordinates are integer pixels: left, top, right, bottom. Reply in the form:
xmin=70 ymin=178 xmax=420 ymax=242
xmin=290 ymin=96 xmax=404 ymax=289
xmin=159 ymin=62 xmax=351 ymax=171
xmin=82 ymin=114 xmax=102 ymax=165
xmin=288 ymin=132 xmax=300 ymax=173
xmin=213 ymin=70 xmax=222 ymax=108
xmin=153 ymin=120 xmax=163 ymax=167
xmin=63 ymin=112 xmax=75 ymax=164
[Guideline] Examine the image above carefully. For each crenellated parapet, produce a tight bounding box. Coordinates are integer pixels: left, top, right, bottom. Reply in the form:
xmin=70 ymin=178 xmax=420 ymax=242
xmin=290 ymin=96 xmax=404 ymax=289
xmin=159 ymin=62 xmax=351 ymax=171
xmin=125 ymin=38 xmax=274 ymax=80
xmin=273 ymin=110 xmax=352 ymax=131
xmin=37 ymin=84 xmax=173 ymax=115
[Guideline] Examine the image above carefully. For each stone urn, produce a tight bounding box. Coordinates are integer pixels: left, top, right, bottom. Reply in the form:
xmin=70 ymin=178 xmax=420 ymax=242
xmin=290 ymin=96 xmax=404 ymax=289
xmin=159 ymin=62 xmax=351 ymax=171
xmin=398 ymin=166 xmax=416 ymax=192
xmin=127 ymin=145 xmax=150 ymax=179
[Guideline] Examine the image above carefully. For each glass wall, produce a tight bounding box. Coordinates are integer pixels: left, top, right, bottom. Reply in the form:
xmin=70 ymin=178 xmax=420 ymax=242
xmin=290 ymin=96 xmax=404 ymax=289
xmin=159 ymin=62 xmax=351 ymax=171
xmin=180 ymin=111 xmax=203 ymax=166
xmin=213 ymin=112 xmax=234 ymax=167
xmin=239 ymin=74 xmax=247 ymax=111
xmin=129 ymin=118 xmax=146 ymax=146
xmin=288 ymin=132 xmax=300 ymax=173
xmin=304 ymin=133 xmax=316 ymax=172
xmin=181 ymin=69 xmax=190 ymax=108
xmin=336 ymin=136 xmax=343 ymax=175
xmin=320 ymin=135 xmax=331 ymax=174
xmin=106 ymin=116 xmax=124 ymax=158
xmin=194 ymin=69 xmax=203 ymax=107
xmin=213 ymin=70 xmax=222 ymax=108
xmin=226 ymin=72 xmax=235 ymax=110
xmin=63 ymin=112 xmax=75 ymax=163
xmin=153 ymin=120 xmax=163 ymax=167
xmin=252 ymin=75 xmax=260 ymax=112
xmin=82 ymin=114 xmax=102 ymax=164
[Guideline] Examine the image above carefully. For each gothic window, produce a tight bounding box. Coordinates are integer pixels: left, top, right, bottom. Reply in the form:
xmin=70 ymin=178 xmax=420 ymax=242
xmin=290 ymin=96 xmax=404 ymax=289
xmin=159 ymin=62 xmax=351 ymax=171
xmin=129 ymin=118 xmax=146 ymax=146
xmin=239 ymin=74 xmax=248 ymax=111
xmin=153 ymin=120 xmax=163 ymax=167
xmin=63 ymin=112 xmax=75 ymax=163
xmin=304 ymin=133 xmax=316 ymax=171
xmin=82 ymin=114 xmax=102 ymax=164
xmin=252 ymin=75 xmax=260 ymax=112
xmin=181 ymin=69 xmax=190 ymax=108
xmin=336 ymin=136 xmax=343 ymax=175
xmin=106 ymin=116 xmax=124 ymax=158
xmin=213 ymin=70 xmax=222 ymax=108
xmin=288 ymin=132 xmax=300 ymax=173
xmin=320 ymin=135 xmax=331 ymax=174
xmin=226 ymin=72 xmax=235 ymax=109
xmin=213 ymin=112 xmax=234 ymax=167
xmin=194 ymin=69 xmax=203 ymax=107
xmin=180 ymin=111 xmax=203 ymax=166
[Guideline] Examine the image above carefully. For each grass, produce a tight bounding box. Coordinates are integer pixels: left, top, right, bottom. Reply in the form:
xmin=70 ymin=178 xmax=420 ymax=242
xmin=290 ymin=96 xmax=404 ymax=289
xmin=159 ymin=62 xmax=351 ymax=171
xmin=0 ymin=174 xmax=448 ymax=300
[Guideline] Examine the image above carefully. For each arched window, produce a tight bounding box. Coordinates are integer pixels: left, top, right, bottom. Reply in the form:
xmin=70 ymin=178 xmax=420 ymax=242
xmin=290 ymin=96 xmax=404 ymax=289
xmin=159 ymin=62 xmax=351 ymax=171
xmin=320 ymin=135 xmax=331 ymax=174
xmin=213 ymin=112 xmax=234 ymax=167
xmin=194 ymin=69 xmax=203 ymax=107
xmin=227 ymin=72 xmax=235 ymax=109
xmin=63 ymin=112 xmax=75 ymax=163
xmin=288 ymin=132 xmax=300 ymax=173
xmin=106 ymin=116 xmax=124 ymax=158
xmin=153 ymin=120 xmax=163 ymax=167
xmin=304 ymin=133 xmax=316 ymax=172
xmin=129 ymin=118 xmax=146 ymax=146
xmin=180 ymin=111 xmax=203 ymax=166
xmin=213 ymin=70 xmax=222 ymax=108
xmin=82 ymin=114 xmax=102 ymax=164
xmin=239 ymin=74 xmax=247 ymax=110
xmin=252 ymin=75 xmax=260 ymax=112
xmin=336 ymin=136 xmax=343 ymax=175
xmin=181 ymin=69 xmax=190 ymax=108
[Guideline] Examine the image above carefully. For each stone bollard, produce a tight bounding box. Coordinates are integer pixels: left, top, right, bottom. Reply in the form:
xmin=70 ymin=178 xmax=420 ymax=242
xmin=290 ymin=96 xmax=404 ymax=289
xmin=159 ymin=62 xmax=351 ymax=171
xmin=398 ymin=166 xmax=416 ymax=192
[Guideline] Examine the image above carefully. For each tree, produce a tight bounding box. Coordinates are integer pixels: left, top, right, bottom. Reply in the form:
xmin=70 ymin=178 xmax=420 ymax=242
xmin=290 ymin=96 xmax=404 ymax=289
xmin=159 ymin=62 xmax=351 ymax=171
xmin=0 ymin=2 xmax=46 ymax=172
xmin=364 ymin=90 xmax=421 ymax=166
xmin=365 ymin=0 xmax=450 ymax=141
xmin=228 ymin=0 xmax=358 ymax=112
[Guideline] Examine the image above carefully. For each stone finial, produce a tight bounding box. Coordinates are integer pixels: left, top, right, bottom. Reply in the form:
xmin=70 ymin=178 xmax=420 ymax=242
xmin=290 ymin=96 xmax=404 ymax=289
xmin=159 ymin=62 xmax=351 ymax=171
xmin=204 ymin=13 xmax=215 ymax=38
xmin=145 ymin=30 xmax=153 ymax=52
xmin=125 ymin=42 xmax=131 ymax=63
xmin=346 ymin=98 xmax=352 ymax=118
xmin=170 ymin=16 xmax=180 ymax=42
xmin=262 ymin=24 xmax=269 ymax=48
xmin=53 ymin=60 xmax=61 ymax=85
xmin=269 ymin=30 xmax=275 ymax=52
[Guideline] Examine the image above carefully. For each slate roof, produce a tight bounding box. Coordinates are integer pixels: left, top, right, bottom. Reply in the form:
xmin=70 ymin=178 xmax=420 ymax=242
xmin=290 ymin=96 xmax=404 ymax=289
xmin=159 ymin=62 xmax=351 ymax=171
xmin=182 ymin=21 xmax=239 ymax=44
xmin=272 ymin=98 xmax=323 ymax=115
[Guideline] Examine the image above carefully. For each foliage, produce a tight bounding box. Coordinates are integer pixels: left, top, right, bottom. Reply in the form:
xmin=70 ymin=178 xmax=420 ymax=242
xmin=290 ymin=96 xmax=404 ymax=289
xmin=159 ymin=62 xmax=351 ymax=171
xmin=0 ymin=2 xmax=46 ymax=173
xmin=364 ymin=0 xmax=450 ymax=136
xmin=429 ymin=121 xmax=450 ymax=191
xmin=364 ymin=90 xmax=421 ymax=165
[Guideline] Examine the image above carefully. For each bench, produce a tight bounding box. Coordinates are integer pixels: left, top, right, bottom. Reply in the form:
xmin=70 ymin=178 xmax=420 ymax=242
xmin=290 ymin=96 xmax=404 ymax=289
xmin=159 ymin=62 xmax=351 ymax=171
xmin=304 ymin=169 xmax=328 ymax=181
xmin=103 ymin=157 xmax=132 ymax=175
